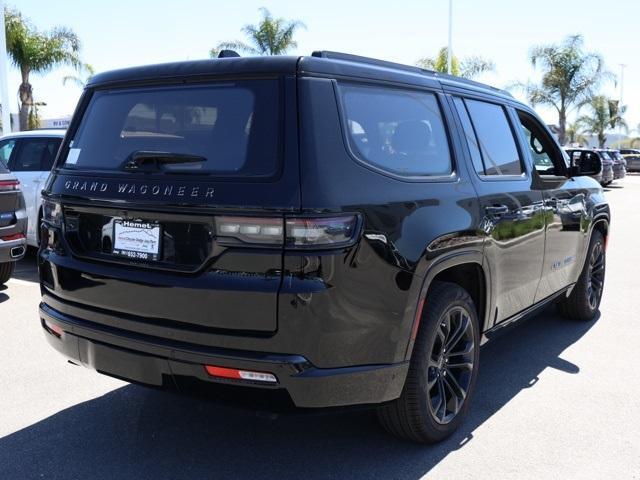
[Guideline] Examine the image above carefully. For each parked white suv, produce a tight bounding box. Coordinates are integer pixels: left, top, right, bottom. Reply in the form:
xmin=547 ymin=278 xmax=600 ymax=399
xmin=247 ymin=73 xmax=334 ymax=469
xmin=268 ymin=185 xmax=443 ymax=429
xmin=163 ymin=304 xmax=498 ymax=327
xmin=0 ymin=130 xmax=65 ymax=247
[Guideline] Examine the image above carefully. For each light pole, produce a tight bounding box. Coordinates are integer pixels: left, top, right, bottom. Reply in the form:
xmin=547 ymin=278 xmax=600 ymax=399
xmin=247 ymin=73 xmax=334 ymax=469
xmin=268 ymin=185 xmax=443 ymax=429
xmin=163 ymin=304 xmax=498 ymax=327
xmin=0 ymin=1 xmax=11 ymax=134
xmin=619 ymin=63 xmax=626 ymax=148
xmin=447 ymin=0 xmax=453 ymax=74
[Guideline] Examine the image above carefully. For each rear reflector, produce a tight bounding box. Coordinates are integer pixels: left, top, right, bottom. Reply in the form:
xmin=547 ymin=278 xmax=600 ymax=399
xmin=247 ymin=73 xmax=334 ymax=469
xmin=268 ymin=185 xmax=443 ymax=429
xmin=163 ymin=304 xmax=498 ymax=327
xmin=204 ymin=365 xmax=278 ymax=383
xmin=411 ymin=297 xmax=426 ymax=340
xmin=0 ymin=180 xmax=19 ymax=192
xmin=43 ymin=318 xmax=64 ymax=338
xmin=0 ymin=233 xmax=25 ymax=242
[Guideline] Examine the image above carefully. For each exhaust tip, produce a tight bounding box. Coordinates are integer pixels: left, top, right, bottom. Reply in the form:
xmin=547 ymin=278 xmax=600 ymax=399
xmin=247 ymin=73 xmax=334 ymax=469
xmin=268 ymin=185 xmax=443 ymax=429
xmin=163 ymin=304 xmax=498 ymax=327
xmin=10 ymin=246 xmax=25 ymax=258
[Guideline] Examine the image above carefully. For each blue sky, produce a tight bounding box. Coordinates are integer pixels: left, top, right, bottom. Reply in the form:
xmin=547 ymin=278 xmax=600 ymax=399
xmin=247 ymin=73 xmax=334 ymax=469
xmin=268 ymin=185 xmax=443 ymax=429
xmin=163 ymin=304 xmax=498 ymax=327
xmin=8 ymin=0 xmax=639 ymax=130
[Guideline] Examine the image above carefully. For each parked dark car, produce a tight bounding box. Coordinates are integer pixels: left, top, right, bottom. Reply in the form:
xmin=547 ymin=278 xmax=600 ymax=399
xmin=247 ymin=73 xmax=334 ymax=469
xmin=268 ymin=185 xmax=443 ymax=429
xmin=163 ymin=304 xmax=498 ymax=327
xmin=620 ymin=148 xmax=640 ymax=172
xmin=607 ymin=150 xmax=626 ymax=181
xmin=38 ymin=52 xmax=610 ymax=443
xmin=0 ymin=162 xmax=27 ymax=285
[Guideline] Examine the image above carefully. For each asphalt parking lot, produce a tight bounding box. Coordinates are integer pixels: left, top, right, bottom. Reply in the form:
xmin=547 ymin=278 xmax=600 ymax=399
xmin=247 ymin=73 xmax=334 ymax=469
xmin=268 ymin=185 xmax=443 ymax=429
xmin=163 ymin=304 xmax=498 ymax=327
xmin=1 ymin=176 xmax=639 ymax=480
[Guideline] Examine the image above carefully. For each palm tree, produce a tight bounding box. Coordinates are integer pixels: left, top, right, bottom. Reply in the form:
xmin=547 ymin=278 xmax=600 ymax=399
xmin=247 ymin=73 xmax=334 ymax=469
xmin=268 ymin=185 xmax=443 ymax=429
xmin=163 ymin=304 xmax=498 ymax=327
xmin=628 ymin=123 xmax=640 ymax=148
xmin=523 ymin=35 xmax=610 ymax=145
xmin=577 ymin=96 xmax=627 ymax=148
xmin=416 ymin=47 xmax=495 ymax=79
xmin=62 ymin=63 xmax=95 ymax=88
xmin=565 ymin=121 xmax=588 ymax=146
xmin=210 ymin=8 xmax=305 ymax=57
xmin=5 ymin=7 xmax=83 ymax=131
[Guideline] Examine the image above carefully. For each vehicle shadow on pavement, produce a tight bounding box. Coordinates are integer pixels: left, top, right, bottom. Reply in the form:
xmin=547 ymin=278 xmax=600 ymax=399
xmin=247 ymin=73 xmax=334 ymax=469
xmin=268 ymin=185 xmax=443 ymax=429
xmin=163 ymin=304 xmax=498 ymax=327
xmin=11 ymin=249 xmax=39 ymax=283
xmin=0 ymin=308 xmax=596 ymax=480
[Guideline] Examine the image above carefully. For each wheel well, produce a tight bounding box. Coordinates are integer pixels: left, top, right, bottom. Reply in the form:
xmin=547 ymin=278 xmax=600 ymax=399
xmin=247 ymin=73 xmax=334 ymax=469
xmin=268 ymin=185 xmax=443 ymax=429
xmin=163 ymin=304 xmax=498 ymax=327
xmin=429 ymin=263 xmax=486 ymax=329
xmin=593 ymin=219 xmax=608 ymax=241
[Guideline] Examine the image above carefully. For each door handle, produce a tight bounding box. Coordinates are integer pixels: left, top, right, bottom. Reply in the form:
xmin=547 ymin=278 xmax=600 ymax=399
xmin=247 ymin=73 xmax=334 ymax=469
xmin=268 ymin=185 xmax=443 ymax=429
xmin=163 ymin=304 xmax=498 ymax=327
xmin=485 ymin=205 xmax=509 ymax=216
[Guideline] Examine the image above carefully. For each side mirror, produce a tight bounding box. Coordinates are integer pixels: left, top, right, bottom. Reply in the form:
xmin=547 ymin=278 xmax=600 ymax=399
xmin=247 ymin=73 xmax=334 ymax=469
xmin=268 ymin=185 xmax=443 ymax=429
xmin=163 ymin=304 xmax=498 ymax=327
xmin=571 ymin=153 xmax=600 ymax=177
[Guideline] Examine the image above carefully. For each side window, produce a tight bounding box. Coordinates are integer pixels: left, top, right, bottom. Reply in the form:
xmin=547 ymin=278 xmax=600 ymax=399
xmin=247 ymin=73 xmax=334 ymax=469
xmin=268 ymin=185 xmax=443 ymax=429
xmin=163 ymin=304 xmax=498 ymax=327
xmin=41 ymin=139 xmax=62 ymax=171
xmin=452 ymin=97 xmax=485 ymax=176
xmin=12 ymin=139 xmax=49 ymax=172
xmin=339 ymin=84 xmax=452 ymax=177
xmin=0 ymin=139 xmax=17 ymax=168
xmin=516 ymin=111 xmax=566 ymax=177
xmin=464 ymin=99 xmax=523 ymax=176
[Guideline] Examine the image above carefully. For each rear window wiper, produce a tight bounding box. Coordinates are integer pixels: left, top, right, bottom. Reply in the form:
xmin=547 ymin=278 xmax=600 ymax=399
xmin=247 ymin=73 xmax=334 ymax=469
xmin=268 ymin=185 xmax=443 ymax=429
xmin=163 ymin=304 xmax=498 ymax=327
xmin=122 ymin=151 xmax=206 ymax=172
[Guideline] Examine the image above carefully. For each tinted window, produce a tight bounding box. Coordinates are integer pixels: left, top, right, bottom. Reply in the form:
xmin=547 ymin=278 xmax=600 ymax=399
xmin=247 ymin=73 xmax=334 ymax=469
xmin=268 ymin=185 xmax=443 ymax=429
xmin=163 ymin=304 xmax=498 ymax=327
xmin=0 ymin=139 xmax=17 ymax=168
xmin=340 ymin=84 xmax=452 ymax=176
xmin=39 ymin=139 xmax=62 ymax=171
xmin=464 ymin=99 xmax=522 ymax=176
xmin=64 ymin=80 xmax=280 ymax=176
xmin=453 ymin=97 xmax=484 ymax=175
xmin=13 ymin=138 xmax=61 ymax=172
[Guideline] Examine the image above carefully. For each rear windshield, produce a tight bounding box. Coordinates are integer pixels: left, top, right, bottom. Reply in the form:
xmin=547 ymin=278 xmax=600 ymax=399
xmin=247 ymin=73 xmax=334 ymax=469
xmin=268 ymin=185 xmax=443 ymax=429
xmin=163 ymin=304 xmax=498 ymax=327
xmin=63 ymin=79 xmax=280 ymax=176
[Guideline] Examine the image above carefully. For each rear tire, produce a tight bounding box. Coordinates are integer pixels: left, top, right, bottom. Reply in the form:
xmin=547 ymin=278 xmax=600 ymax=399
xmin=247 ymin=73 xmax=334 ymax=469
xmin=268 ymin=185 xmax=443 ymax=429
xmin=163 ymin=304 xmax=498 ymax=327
xmin=377 ymin=281 xmax=480 ymax=443
xmin=0 ymin=262 xmax=15 ymax=286
xmin=557 ymin=230 xmax=605 ymax=321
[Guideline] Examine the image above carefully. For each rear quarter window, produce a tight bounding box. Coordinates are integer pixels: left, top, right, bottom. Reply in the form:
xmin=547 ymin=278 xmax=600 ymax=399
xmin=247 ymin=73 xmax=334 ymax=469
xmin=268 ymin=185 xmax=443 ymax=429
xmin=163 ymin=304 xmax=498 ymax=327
xmin=63 ymin=79 xmax=281 ymax=177
xmin=338 ymin=84 xmax=453 ymax=178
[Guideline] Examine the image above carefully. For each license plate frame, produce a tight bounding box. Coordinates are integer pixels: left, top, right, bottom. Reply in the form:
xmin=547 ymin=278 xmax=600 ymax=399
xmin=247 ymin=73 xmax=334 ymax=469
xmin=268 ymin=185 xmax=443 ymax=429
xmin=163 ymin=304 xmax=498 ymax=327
xmin=112 ymin=219 xmax=162 ymax=262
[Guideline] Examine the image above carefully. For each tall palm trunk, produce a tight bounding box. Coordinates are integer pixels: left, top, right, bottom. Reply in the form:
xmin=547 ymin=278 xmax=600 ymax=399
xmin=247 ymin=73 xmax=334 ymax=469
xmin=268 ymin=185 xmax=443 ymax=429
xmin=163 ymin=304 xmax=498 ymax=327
xmin=18 ymin=69 xmax=33 ymax=131
xmin=558 ymin=108 xmax=567 ymax=146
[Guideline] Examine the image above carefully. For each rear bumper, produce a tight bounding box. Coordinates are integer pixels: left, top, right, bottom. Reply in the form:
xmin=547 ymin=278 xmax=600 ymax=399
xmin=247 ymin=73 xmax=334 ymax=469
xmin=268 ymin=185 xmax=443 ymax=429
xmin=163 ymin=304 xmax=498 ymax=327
xmin=613 ymin=165 xmax=626 ymax=179
xmin=0 ymin=237 xmax=26 ymax=262
xmin=39 ymin=302 xmax=408 ymax=409
xmin=601 ymin=167 xmax=614 ymax=184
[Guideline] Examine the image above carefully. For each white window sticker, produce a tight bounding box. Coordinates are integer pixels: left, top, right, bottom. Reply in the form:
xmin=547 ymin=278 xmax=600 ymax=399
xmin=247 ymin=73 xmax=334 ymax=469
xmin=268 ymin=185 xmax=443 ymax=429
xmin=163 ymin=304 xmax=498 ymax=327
xmin=66 ymin=148 xmax=81 ymax=165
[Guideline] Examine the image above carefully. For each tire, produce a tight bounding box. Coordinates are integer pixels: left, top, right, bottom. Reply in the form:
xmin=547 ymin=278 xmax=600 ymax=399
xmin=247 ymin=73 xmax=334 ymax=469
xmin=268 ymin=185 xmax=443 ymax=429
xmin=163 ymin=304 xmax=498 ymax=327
xmin=0 ymin=262 xmax=15 ymax=286
xmin=377 ymin=281 xmax=480 ymax=443
xmin=557 ymin=229 xmax=605 ymax=321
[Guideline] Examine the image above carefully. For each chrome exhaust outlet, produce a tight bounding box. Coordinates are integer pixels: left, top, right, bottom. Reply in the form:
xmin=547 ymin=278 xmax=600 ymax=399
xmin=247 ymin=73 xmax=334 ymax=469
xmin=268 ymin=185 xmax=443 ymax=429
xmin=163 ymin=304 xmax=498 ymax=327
xmin=10 ymin=246 xmax=25 ymax=258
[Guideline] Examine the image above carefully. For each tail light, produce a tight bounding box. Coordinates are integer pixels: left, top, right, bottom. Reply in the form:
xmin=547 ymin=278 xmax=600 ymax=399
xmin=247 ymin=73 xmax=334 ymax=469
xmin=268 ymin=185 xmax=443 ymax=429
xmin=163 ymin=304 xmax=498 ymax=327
xmin=0 ymin=179 xmax=19 ymax=192
xmin=215 ymin=216 xmax=283 ymax=245
xmin=215 ymin=214 xmax=359 ymax=248
xmin=0 ymin=233 xmax=25 ymax=242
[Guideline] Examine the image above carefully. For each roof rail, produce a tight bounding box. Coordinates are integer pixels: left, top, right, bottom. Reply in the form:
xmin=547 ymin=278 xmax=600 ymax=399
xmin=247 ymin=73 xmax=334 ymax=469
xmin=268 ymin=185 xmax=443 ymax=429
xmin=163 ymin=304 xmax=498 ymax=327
xmin=311 ymin=50 xmax=431 ymax=75
xmin=436 ymin=73 xmax=514 ymax=98
xmin=311 ymin=50 xmax=513 ymax=99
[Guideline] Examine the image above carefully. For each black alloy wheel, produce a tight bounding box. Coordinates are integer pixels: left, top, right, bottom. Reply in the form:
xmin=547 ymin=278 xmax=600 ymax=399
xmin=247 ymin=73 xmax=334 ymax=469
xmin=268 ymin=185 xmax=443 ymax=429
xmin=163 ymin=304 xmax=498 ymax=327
xmin=427 ymin=306 xmax=475 ymax=425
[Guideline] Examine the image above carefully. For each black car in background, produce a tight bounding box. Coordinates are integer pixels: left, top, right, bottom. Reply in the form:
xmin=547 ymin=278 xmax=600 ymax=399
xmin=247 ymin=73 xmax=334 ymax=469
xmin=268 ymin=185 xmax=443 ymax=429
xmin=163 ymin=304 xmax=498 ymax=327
xmin=38 ymin=52 xmax=610 ymax=443
xmin=620 ymin=148 xmax=640 ymax=172
xmin=0 ymin=162 xmax=27 ymax=285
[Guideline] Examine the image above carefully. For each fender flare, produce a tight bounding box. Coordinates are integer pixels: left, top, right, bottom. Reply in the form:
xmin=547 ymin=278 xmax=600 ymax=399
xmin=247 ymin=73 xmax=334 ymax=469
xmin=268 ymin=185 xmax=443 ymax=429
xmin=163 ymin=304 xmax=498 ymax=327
xmin=403 ymin=249 xmax=491 ymax=361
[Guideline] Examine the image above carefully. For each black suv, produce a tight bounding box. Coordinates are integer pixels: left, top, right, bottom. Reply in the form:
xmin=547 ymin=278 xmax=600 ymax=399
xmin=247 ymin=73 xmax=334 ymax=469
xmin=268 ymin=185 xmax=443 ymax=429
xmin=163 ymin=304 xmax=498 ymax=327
xmin=0 ymin=162 xmax=27 ymax=284
xmin=38 ymin=52 xmax=609 ymax=443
